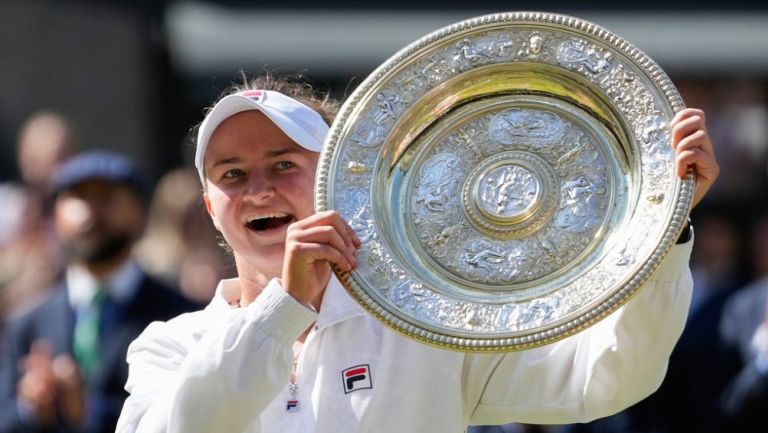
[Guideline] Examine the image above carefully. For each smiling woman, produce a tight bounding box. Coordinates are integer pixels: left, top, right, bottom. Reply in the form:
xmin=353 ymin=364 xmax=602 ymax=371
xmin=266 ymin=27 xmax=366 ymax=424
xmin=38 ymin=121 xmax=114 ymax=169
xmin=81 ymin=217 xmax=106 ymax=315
xmin=187 ymin=76 xmax=355 ymax=310
xmin=202 ymin=110 xmax=322 ymax=287
xmin=115 ymin=71 xmax=715 ymax=433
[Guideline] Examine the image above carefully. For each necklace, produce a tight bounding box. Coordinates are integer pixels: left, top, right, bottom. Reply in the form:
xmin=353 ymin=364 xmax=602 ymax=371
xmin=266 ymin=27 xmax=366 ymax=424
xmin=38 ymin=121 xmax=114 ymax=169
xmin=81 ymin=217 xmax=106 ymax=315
xmin=287 ymin=382 xmax=299 ymax=412
xmin=287 ymin=341 xmax=303 ymax=412
xmin=231 ymin=298 xmax=302 ymax=412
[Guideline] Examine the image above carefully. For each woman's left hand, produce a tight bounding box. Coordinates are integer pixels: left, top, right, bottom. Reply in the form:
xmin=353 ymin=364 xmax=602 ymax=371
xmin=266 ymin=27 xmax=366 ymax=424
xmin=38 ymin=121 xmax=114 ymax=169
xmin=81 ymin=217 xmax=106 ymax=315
xmin=671 ymin=107 xmax=720 ymax=209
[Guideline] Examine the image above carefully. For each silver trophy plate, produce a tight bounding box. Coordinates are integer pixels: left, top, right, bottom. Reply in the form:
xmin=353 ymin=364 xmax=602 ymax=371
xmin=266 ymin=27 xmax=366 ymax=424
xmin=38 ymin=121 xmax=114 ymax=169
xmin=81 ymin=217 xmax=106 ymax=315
xmin=315 ymin=11 xmax=693 ymax=352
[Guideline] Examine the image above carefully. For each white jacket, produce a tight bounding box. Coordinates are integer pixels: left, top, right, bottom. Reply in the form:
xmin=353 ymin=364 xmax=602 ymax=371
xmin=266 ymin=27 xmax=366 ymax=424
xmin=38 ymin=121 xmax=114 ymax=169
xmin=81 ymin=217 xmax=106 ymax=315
xmin=116 ymin=242 xmax=692 ymax=433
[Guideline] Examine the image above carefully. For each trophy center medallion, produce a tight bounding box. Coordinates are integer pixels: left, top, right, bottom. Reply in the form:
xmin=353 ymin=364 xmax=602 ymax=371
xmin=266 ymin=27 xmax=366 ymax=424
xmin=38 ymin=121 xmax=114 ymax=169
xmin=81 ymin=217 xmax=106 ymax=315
xmin=461 ymin=150 xmax=557 ymax=239
xmin=475 ymin=163 xmax=540 ymax=224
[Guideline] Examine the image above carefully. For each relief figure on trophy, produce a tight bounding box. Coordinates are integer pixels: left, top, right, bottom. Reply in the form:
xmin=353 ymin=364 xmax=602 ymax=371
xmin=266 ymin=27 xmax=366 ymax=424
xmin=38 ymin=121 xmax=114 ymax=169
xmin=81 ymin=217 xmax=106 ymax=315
xmin=461 ymin=246 xmax=506 ymax=274
xmin=454 ymin=39 xmax=486 ymax=66
xmin=556 ymin=140 xmax=601 ymax=171
xmin=397 ymin=68 xmax=428 ymax=103
xmin=425 ymin=223 xmax=463 ymax=253
xmin=414 ymin=154 xmax=464 ymax=215
xmin=534 ymin=233 xmax=565 ymax=267
xmin=489 ymin=109 xmax=563 ymax=145
xmin=453 ymin=35 xmax=514 ymax=68
xmin=352 ymin=116 xmax=386 ymax=148
xmin=479 ymin=165 xmax=537 ymax=216
xmin=503 ymin=244 xmax=528 ymax=279
xmin=557 ymin=38 xmax=614 ymax=77
xmin=350 ymin=92 xmax=403 ymax=148
xmin=639 ymin=114 xmax=668 ymax=144
xmin=485 ymin=33 xmax=516 ymax=59
xmin=458 ymin=240 xmax=531 ymax=282
xmin=517 ymin=32 xmax=546 ymax=59
xmin=338 ymin=187 xmax=376 ymax=243
xmin=420 ymin=55 xmax=453 ymax=83
xmin=556 ymin=174 xmax=607 ymax=233
xmin=518 ymin=299 xmax=557 ymax=325
xmin=375 ymin=91 xmax=403 ymax=124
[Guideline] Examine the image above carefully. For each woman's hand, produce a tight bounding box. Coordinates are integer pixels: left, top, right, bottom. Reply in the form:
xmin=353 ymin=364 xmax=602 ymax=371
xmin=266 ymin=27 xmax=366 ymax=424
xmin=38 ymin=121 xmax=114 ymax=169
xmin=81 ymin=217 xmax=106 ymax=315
xmin=282 ymin=210 xmax=360 ymax=308
xmin=671 ymin=108 xmax=720 ymax=209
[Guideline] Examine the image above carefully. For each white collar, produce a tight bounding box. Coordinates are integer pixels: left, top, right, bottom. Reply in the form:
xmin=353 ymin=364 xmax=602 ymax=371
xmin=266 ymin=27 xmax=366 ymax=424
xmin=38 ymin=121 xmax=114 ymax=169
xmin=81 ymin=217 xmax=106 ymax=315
xmin=207 ymin=274 xmax=366 ymax=328
xmin=208 ymin=278 xmax=242 ymax=311
xmin=315 ymin=274 xmax=367 ymax=330
xmin=66 ymin=259 xmax=142 ymax=309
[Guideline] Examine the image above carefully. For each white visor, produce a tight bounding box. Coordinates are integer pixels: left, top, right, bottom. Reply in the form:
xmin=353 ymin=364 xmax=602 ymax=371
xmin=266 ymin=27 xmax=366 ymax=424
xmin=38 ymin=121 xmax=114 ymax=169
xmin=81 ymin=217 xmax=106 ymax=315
xmin=195 ymin=89 xmax=329 ymax=185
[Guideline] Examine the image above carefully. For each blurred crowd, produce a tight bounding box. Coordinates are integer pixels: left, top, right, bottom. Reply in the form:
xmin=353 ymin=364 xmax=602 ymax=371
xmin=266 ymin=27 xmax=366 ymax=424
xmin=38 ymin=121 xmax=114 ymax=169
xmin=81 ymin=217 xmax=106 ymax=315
xmin=0 ymin=111 xmax=235 ymax=324
xmin=0 ymin=111 xmax=235 ymax=432
xmin=1 ymin=75 xmax=767 ymax=432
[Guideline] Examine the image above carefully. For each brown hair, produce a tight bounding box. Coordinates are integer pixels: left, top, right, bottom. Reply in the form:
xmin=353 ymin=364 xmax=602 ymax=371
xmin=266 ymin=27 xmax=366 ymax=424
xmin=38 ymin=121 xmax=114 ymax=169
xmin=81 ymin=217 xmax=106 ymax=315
xmin=213 ymin=72 xmax=339 ymax=125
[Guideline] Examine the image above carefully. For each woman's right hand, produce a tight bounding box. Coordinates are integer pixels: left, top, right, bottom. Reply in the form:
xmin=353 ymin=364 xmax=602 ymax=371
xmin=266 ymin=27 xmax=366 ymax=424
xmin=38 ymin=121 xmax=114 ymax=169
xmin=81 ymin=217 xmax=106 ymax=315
xmin=281 ymin=210 xmax=360 ymax=308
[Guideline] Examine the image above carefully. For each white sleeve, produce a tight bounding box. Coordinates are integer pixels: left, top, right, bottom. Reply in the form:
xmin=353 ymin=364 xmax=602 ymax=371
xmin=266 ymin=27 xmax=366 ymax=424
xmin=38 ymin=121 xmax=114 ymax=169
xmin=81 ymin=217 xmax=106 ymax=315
xmin=116 ymin=279 xmax=317 ymax=433
xmin=466 ymin=241 xmax=693 ymax=425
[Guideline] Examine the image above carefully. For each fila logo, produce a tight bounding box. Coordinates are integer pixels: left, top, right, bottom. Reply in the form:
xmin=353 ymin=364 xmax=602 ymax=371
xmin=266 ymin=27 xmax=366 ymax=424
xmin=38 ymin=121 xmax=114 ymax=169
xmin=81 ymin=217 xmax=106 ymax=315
xmin=241 ymin=90 xmax=264 ymax=102
xmin=342 ymin=364 xmax=372 ymax=394
xmin=286 ymin=400 xmax=298 ymax=412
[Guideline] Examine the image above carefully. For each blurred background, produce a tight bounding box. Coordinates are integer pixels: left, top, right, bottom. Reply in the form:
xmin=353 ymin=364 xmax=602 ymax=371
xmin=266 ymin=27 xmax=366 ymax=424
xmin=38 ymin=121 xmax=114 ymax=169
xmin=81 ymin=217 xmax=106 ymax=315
xmin=1 ymin=0 xmax=766 ymax=185
xmin=1 ymin=0 xmax=768 ymax=432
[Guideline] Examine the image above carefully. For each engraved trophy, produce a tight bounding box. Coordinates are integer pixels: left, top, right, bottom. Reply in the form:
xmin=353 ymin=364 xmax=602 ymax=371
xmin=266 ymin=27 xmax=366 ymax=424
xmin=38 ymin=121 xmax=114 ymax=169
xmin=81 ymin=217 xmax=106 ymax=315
xmin=315 ymin=12 xmax=694 ymax=351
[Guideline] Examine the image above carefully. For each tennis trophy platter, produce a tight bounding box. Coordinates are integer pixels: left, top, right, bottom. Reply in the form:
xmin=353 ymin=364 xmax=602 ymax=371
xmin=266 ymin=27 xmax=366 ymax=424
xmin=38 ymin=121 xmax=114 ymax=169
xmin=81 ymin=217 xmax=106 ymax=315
xmin=315 ymin=11 xmax=693 ymax=352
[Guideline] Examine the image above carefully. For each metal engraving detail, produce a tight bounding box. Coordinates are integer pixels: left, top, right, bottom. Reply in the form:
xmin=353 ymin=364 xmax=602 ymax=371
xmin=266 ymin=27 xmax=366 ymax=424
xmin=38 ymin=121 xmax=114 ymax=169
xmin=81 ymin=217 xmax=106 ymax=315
xmin=316 ymin=11 xmax=693 ymax=352
xmin=489 ymin=109 xmax=564 ymax=145
xmin=403 ymin=107 xmax=611 ymax=287
xmin=476 ymin=164 xmax=539 ymax=220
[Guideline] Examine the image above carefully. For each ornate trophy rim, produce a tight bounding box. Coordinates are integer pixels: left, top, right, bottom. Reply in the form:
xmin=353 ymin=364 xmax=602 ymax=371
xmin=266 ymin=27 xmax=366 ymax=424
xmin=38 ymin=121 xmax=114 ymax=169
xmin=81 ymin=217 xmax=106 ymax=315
xmin=315 ymin=11 xmax=694 ymax=352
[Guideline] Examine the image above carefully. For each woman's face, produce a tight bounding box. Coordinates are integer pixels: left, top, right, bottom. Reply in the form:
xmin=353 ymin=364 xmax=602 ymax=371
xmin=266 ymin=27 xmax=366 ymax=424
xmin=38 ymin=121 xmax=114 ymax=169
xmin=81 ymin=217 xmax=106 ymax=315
xmin=203 ymin=110 xmax=319 ymax=275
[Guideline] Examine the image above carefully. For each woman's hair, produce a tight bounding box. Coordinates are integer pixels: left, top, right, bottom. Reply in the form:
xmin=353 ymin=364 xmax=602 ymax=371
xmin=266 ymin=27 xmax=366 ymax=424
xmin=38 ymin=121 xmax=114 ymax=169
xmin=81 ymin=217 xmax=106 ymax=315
xmin=191 ymin=72 xmax=340 ymax=159
xmin=212 ymin=72 xmax=339 ymax=125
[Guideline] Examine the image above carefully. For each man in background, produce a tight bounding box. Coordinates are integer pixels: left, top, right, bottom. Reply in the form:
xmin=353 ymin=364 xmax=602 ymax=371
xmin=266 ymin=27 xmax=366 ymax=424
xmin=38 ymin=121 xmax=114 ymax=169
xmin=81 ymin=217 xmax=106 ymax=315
xmin=0 ymin=151 xmax=199 ymax=433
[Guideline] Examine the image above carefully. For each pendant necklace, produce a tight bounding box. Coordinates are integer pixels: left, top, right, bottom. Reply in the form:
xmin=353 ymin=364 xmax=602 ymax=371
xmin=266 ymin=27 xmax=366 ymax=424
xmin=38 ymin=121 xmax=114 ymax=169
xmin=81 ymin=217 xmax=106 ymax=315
xmin=287 ymin=343 xmax=301 ymax=412
xmin=287 ymin=382 xmax=299 ymax=412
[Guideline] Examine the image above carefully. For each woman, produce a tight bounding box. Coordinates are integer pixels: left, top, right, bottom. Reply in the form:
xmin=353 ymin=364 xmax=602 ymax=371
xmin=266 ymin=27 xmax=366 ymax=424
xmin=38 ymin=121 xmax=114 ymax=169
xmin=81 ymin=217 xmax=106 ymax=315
xmin=117 ymin=76 xmax=718 ymax=433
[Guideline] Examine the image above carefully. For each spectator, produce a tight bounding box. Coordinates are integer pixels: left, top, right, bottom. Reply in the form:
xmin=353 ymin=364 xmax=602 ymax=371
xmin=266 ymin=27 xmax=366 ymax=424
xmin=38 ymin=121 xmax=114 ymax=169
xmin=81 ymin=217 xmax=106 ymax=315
xmin=134 ymin=166 xmax=234 ymax=304
xmin=0 ymin=183 xmax=61 ymax=323
xmin=16 ymin=111 xmax=78 ymax=195
xmin=0 ymin=151 xmax=199 ymax=433
xmin=719 ymin=262 xmax=768 ymax=428
xmin=0 ymin=111 xmax=79 ymax=323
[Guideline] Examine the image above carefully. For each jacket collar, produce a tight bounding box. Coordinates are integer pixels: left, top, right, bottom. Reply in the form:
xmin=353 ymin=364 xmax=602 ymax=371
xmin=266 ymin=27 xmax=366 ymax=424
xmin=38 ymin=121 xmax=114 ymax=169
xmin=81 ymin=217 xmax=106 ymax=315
xmin=207 ymin=274 xmax=367 ymax=329
xmin=316 ymin=274 xmax=367 ymax=330
xmin=208 ymin=278 xmax=241 ymax=311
